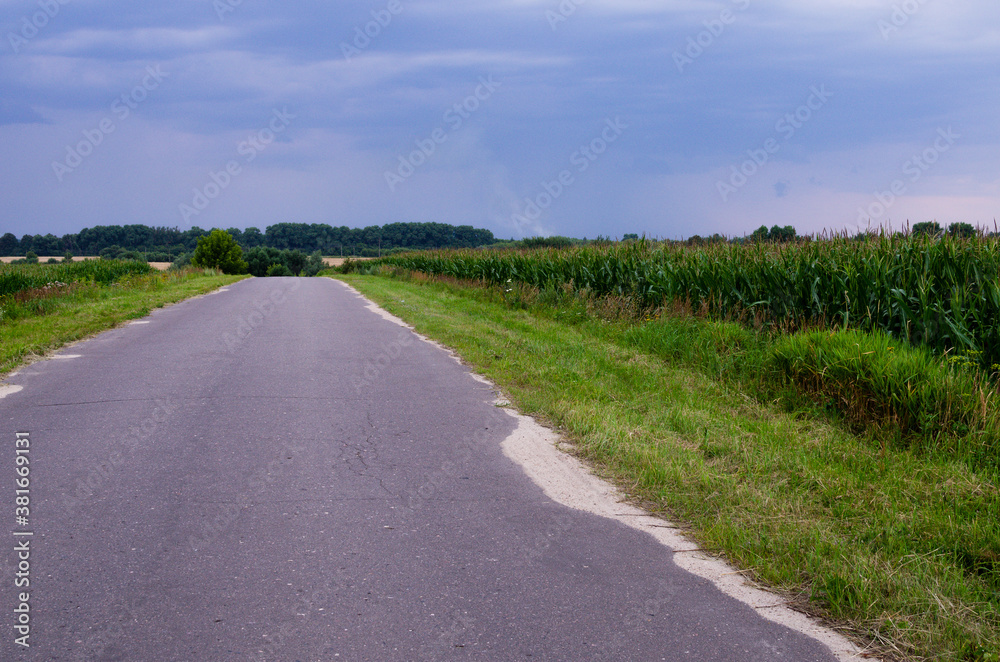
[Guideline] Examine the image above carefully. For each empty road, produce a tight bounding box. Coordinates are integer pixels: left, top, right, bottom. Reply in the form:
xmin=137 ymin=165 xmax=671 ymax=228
xmin=1 ymin=277 xmax=846 ymax=661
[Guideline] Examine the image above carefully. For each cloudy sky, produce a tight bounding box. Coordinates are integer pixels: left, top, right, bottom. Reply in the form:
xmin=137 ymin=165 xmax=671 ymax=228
xmin=2 ymin=0 xmax=998 ymax=241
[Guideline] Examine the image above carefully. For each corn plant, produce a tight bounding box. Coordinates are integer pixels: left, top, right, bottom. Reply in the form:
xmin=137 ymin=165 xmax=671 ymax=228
xmin=376 ymin=233 xmax=1000 ymax=368
xmin=0 ymin=260 xmax=154 ymax=297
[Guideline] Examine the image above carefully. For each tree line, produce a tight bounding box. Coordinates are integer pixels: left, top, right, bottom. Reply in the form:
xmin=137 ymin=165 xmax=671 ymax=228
xmin=0 ymin=222 xmax=498 ymax=259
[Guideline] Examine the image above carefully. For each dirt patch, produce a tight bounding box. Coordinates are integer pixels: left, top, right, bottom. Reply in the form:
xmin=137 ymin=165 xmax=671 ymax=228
xmin=1 ymin=257 xmax=172 ymax=270
xmin=322 ymin=257 xmax=375 ymax=267
xmin=1 ymin=256 xmax=99 ymax=263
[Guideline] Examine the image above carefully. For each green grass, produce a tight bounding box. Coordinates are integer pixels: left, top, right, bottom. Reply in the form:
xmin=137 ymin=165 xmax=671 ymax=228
xmin=0 ymin=266 xmax=245 ymax=375
xmin=333 ymin=271 xmax=1000 ymax=662
xmin=773 ymin=329 xmax=1000 ymax=473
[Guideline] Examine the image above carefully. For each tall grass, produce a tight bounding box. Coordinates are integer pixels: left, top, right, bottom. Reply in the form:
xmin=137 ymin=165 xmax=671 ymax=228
xmin=375 ymin=233 xmax=1000 ymax=368
xmin=0 ymin=259 xmax=154 ymax=297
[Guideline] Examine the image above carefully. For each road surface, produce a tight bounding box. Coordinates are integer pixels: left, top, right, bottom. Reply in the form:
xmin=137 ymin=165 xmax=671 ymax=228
xmin=0 ymin=277 xmax=845 ymax=661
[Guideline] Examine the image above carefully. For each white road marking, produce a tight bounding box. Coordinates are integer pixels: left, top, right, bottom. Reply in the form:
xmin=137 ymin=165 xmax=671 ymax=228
xmin=52 ymin=354 xmax=81 ymax=360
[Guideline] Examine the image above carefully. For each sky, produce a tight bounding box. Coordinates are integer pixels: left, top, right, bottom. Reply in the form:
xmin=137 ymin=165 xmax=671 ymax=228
xmin=1 ymin=0 xmax=998 ymax=241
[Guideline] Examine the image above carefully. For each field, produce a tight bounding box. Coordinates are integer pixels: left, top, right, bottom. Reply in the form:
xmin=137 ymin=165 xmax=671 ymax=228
xmin=375 ymin=234 xmax=1000 ymax=368
xmin=335 ymin=233 xmax=1000 ymax=661
xmin=0 ymin=260 xmax=244 ymax=374
xmin=0 ymin=256 xmax=172 ymax=270
xmin=0 ymin=259 xmax=155 ymax=297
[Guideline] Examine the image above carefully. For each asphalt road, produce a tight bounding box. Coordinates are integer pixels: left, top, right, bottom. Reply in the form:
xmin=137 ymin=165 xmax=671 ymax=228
xmin=0 ymin=277 xmax=842 ymax=661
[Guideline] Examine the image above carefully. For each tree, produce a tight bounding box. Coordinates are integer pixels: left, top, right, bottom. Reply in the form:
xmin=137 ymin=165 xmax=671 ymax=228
xmin=912 ymin=221 xmax=943 ymax=236
xmin=242 ymin=227 xmax=264 ymax=248
xmin=948 ymin=222 xmax=976 ymax=239
xmin=245 ymin=246 xmax=283 ymax=277
xmin=169 ymin=252 xmax=193 ymax=270
xmin=192 ymin=229 xmax=248 ymax=274
xmin=100 ymin=245 xmax=124 ymax=260
xmin=302 ymin=251 xmax=326 ymax=277
xmin=520 ymin=236 xmax=572 ymax=249
xmin=769 ymin=225 xmax=796 ymax=243
xmin=0 ymin=233 xmax=18 ymax=256
xmin=284 ymin=249 xmax=307 ymax=276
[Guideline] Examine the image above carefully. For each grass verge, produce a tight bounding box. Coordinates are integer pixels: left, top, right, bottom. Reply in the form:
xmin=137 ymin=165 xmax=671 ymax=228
xmin=333 ymin=272 xmax=1000 ymax=662
xmin=0 ymin=268 xmax=246 ymax=376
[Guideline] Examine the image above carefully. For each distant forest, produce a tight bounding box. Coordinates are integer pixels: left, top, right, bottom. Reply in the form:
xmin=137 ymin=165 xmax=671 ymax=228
xmin=1 ymin=222 xmax=498 ymax=260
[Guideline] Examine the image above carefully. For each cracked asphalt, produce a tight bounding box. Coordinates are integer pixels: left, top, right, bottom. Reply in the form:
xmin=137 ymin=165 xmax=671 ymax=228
xmin=0 ymin=277 xmax=841 ymax=661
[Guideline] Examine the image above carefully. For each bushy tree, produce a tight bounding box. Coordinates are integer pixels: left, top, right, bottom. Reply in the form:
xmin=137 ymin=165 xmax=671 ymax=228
xmin=301 ymin=251 xmax=326 ymax=277
xmin=912 ymin=221 xmax=943 ymax=236
xmin=242 ymin=226 xmax=264 ymax=248
xmin=266 ymin=264 xmax=294 ymax=277
xmin=192 ymin=229 xmax=247 ymax=274
xmin=120 ymin=250 xmax=145 ymax=262
xmin=769 ymin=225 xmax=797 ymax=242
xmin=948 ymin=222 xmax=976 ymax=239
xmin=284 ymin=249 xmax=307 ymax=276
xmin=169 ymin=252 xmax=193 ymax=270
xmin=245 ymin=246 xmax=283 ymax=277
xmin=0 ymin=233 xmax=18 ymax=256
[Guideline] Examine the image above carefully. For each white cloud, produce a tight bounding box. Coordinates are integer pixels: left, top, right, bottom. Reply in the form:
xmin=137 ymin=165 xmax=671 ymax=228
xmin=31 ymin=26 xmax=239 ymax=55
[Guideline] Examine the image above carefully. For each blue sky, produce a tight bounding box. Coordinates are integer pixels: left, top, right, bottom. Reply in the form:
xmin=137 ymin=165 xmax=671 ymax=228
xmin=2 ymin=0 xmax=998 ymax=240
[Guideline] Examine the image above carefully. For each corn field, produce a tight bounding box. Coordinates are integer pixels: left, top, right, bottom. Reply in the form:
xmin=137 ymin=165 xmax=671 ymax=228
xmin=376 ymin=234 xmax=1000 ymax=368
xmin=0 ymin=260 xmax=154 ymax=298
